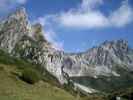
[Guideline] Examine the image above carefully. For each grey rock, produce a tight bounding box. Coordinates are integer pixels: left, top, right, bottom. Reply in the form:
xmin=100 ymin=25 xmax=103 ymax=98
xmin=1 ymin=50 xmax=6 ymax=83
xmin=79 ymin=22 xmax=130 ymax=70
xmin=0 ymin=8 xmax=28 ymax=53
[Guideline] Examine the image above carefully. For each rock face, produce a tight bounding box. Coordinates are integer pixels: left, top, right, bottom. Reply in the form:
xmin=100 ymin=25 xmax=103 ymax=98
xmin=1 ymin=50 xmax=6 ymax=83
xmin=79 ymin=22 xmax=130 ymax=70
xmin=0 ymin=8 xmax=133 ymax=86
xmin=63 ymin=40 xmax=133 ymax=78
xmin=0 ymin=8 xmax=28 ymax=53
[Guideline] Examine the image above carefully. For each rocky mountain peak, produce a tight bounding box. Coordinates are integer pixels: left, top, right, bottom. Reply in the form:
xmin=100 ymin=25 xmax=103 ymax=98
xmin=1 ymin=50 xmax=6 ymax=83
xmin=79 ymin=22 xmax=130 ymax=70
xmin=8 ymin=7 xmax=27 ymax=20
xmin=83 ymin=39 xmax=131 ymax=66
xmin=101 ymin=39 xmax=128 ymax=53
xmin=31 ymin=23 xmax=47 ymax=42
xmin=0 ymin=7 xmax=28 ymax=53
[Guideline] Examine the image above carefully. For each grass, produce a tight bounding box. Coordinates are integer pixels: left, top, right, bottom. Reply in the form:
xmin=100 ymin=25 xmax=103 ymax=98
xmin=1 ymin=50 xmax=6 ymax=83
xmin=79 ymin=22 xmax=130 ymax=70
xmin=0 ymin=64 xmax=76 ymax=100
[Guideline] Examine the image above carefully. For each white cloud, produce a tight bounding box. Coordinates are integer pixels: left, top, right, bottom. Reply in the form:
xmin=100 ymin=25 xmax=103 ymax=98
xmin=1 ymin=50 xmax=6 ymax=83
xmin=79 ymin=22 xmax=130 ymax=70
xmin=36 ymin=16 xmax=47 ymax=26
xmin=81 ymin=0 xmax=103 ymax=10
xmin=109 ymin=0 xmax=133 ymax=27
xmin=0 ymin=0 xmax=27 ymax=14
xmin=44 ymin=29 xmax=64 ymax=50
xmin=59 ymin=11 xmax=109 ymax=29
xmin=52 ymin=41 xmax=64 ymax=51
xmin=58 ymin=0 xmax=133 ymax=29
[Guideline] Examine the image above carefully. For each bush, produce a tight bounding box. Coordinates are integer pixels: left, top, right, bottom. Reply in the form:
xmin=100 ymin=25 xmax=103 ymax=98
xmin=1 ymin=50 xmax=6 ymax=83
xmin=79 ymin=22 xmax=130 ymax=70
xmin=21 ymin=68 xmax=41 ymax=84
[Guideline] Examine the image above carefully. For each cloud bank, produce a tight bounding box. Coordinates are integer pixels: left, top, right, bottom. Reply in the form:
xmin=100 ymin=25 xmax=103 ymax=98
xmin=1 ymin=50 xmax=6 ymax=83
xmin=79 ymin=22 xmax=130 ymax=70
xmin=44 ymin=30 xmax=64 ymax=51
xmin=58 ymin=0 xmax=133 ymax=29
xmin=39 ymin=0 xmax=133 ymax=29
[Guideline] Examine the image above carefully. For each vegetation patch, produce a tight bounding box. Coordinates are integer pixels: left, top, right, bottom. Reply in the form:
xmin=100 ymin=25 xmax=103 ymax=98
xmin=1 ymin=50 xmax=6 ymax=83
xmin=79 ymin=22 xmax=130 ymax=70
xmin=20 ymin=68 xmax=41 ymax=84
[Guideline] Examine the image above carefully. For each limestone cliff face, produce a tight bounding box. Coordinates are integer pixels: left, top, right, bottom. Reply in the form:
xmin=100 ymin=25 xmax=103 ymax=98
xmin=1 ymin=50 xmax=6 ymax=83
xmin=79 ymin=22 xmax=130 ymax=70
xmin=63 ymin=40 xmax=133 ymax=78
xmin=0 ymin=8 xmax=28 ymax=53
xmin=0 ymin=8 xmax=133 ymax=85
xmin=13 ymin=34 xmax=67 ymax=84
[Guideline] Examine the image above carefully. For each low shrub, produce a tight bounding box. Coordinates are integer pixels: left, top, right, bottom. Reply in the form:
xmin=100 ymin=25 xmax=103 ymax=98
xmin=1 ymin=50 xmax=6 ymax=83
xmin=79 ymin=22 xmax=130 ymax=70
xmin=21 ymin=68 xmax=41 ymax=84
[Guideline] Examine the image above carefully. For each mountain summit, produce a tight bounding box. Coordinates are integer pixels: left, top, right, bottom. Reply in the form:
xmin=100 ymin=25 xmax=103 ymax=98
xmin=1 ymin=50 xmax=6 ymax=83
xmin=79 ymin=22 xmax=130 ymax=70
xmin=0 ymin=8 xmax=133 ymax=94
xmin=0 ymin=7 xmax=28 ymax=53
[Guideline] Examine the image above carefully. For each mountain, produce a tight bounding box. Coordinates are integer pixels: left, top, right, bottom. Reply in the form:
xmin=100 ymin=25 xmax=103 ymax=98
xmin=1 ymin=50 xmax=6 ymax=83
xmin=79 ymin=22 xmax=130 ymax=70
xmin=0 ymin=8 xmax=133 ymax=99
xmin=0 ymin=8 xmax=28 ymax=53
xmin=64 ymin=39 xmax=133 ymax=77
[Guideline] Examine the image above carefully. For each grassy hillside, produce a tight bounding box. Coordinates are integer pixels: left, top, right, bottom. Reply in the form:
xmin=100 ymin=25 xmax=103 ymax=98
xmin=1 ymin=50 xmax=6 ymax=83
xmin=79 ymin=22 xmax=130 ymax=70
xmin=0 ymin=50 xmax=78 ymax=100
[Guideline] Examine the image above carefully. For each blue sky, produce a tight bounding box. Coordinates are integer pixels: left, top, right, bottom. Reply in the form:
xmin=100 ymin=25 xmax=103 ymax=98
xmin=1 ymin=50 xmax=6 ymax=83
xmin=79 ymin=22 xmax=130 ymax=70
xmin=0 ymin=0 xmax=133 ymax=53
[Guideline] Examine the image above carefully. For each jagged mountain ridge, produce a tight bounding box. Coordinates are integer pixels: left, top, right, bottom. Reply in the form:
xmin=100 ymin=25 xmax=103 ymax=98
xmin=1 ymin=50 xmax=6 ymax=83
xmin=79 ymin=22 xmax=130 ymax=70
xmin=0 ymin=8 xmax=28 ymax=53
xmin=0 ymin=8 xmax=133 ymax=93
xmin=63 ymin=40 xmax=133 ymax=77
